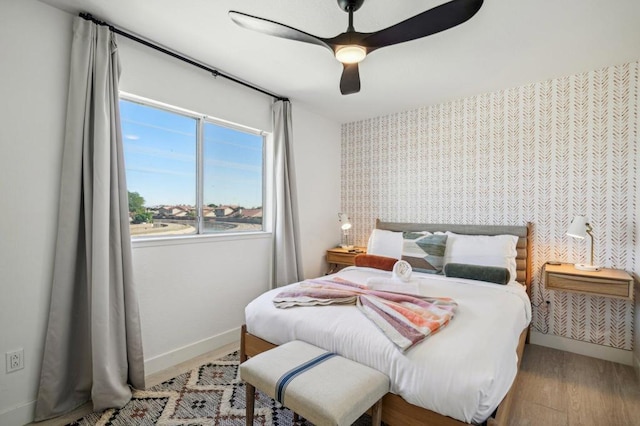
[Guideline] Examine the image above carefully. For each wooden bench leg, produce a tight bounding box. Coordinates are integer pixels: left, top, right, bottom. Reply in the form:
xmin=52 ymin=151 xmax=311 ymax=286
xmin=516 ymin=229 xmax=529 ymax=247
xmin=245 ymin=383 xmax=255 ymax=426
xmin=370 ymin=399 xmax=383 ymax=426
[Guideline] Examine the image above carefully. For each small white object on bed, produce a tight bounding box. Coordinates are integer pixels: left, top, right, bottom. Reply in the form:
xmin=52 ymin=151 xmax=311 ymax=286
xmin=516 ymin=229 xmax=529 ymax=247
xmin=245 ymin=267 xmax=531 ymax=424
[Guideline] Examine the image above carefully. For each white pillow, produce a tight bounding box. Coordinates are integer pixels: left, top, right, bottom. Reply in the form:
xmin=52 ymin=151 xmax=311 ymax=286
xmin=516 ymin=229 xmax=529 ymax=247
xmin=443 ymin=232 xmax=518 ymax=282
xmin=367 ymin=229 xmax=403 ymax=260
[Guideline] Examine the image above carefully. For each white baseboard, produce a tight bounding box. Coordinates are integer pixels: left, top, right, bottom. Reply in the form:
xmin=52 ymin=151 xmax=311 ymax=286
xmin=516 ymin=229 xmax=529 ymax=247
xmin=144 ymin=327 xmax=241 ymax=376
xmin=530 ymin=331 xmax=633 ymax=366
xmin=0 ymin=400 xmax=35 ymax=426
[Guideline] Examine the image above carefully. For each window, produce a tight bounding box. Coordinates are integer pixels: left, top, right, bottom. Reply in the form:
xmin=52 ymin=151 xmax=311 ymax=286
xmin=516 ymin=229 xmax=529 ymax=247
xmin=120 ymin=94 xmax=267 ymax=238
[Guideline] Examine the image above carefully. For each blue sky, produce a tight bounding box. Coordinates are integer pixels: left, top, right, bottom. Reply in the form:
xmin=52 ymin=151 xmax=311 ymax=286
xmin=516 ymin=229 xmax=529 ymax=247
xmin=120 ymin=100 xmax=263 ymax=208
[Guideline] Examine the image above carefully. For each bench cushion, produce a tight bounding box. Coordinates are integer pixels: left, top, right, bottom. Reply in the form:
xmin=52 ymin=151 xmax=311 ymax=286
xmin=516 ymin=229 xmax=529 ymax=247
xmin=240 ymin=340 xmax=389 ymax=426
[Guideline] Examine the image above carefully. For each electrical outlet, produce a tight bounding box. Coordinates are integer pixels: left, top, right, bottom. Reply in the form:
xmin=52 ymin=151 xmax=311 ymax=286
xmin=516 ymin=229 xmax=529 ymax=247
xmin=6 ymin=349 xmax=24 ymax=373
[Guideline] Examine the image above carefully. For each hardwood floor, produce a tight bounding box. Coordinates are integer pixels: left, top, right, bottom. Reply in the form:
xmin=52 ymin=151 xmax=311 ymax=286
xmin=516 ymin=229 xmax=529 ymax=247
xmin=32 ymin=343 xmax=639 ymax=426
xmin=508 ymin=344 xmax=640 ymax=426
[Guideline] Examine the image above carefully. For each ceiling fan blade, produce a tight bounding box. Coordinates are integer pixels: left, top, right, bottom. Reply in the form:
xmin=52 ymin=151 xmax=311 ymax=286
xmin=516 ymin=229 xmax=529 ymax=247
xmin=340 ymin=63 xmax=361 ymax=95
xmin=229 ymin=11 xmax=332 ymax=52
xmin=362 ymin=0 xmax=483 ymax=49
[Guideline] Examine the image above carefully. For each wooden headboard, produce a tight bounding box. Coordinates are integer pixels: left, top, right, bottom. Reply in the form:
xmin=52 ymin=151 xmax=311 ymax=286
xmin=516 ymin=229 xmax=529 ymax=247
xmin=375 ymin=220 xmax=532 ymax=293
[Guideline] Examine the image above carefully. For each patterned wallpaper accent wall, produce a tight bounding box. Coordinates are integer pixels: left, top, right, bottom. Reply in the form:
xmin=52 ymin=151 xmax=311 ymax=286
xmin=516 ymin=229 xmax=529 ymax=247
xmin=342 ymin=60 xmax=638 ymax=350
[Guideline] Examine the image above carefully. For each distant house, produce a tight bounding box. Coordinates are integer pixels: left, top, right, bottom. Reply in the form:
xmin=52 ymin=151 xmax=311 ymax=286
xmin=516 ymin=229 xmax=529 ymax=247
xmin=215 ymin=206 xmax=235 ymax=217
xmin=173 ymin=206 xmax=191 ymax=217
xmin=158 ymin=205 xmax=193 ymax=218
xmin=241 ymin=208 xmax=262 ymax=218
xmin=159 ymin=206 xmax=178 ymax=217
xmin=202 ymin=206 xmax=216 ymax=217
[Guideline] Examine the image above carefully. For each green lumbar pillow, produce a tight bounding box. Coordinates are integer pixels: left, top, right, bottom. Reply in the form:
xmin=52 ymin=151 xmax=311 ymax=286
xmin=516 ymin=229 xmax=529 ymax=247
xmin=444 ymin=263 xmax=511 ymax=285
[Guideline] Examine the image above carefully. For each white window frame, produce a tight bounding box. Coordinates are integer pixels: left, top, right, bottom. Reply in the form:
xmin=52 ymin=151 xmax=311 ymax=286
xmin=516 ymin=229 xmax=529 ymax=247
xmin=120 ymin=92 xmax=272 ymax=247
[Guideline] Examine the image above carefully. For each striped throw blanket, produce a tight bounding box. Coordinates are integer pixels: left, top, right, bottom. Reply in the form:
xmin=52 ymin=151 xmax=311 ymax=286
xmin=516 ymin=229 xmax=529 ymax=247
xmin=273 ymin=277 xmax=457 ymax=351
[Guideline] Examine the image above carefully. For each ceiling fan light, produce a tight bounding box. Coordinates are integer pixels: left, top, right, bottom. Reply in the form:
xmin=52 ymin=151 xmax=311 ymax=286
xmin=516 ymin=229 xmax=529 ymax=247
xmin=335 ymin=45 xmax=366 ymax=64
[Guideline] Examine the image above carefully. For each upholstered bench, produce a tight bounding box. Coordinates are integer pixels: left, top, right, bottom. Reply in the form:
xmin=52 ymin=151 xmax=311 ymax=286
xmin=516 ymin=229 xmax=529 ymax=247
xmin=240 ymin=340 xmax=390 ymax=426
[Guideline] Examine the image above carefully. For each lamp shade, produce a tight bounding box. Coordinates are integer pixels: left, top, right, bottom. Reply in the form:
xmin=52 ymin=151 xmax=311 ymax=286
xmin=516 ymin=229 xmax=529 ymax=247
xmin=338 ymin=213 xmax=352 ymax=249
xmin=338 ymin=213 xmax=352 ymax=230
xmin=567 ymin=216 xmax=589 ymax=239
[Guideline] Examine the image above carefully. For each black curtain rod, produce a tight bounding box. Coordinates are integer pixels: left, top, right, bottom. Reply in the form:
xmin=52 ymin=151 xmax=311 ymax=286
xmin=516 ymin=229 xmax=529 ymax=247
xmin=79 ymin=13 xmax=288 ymax=102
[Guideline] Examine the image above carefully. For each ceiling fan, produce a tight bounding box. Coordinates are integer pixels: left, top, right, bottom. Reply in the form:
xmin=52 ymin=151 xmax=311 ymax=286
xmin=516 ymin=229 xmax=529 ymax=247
xmin=229 ymin=0 xmax=484 ymax=95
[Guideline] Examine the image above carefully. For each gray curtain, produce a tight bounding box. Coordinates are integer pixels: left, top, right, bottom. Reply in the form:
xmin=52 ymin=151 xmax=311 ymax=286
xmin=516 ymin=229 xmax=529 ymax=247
xmin=35 ymin=17 xmax=145 ymax=421
xmin=272 ymin=100 xmax=303 ymax=287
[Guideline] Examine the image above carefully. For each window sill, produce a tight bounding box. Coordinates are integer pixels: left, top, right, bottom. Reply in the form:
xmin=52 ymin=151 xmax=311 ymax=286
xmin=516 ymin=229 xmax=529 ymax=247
xmin=131 ymin=231 xmax=272 ymax=249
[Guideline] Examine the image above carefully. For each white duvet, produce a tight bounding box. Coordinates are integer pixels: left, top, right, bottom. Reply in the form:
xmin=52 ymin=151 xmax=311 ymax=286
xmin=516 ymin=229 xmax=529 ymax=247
xmin=245 ymin=267 xmax=531 ymax=424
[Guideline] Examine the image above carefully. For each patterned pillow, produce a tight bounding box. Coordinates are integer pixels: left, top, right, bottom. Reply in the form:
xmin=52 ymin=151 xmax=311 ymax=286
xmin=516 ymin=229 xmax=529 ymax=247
xmin=401 ymin=232 xmax=448 ymax=274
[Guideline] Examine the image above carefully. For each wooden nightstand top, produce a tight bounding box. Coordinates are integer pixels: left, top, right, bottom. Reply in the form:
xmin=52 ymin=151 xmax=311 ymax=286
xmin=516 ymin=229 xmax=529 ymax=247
xmin=326 ymin=247 xmax=367 ymax=255
xmin=544 ymin=263 xmax=633 ymax=300
xmin=544 ymin=263 xmax=632 ymax=281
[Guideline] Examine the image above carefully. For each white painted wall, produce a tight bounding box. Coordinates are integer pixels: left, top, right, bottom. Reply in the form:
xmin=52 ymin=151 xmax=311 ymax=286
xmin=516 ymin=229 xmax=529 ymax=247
xmin=132 ymin=235 xmax=272 ymax=375
xmin=291 ymin=105 xmax=342 ymax=279
xmin=0 ymin=2 xmax=71 ymax=425
xmin=0 ymin=1 xmax=341 ymax=424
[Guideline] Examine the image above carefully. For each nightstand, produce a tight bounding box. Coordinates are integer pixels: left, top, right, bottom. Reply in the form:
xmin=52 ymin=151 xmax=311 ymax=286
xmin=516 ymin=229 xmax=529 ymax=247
xmin=326 ymin=247 xmax=366 ymax=274
xmin=544 ymin=263 xmax=634 ymax=300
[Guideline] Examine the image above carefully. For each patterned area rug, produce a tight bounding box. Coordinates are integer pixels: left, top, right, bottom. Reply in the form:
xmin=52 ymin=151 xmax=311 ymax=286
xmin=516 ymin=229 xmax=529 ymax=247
xmin=67 ymin=351 xmax=372 ymax=425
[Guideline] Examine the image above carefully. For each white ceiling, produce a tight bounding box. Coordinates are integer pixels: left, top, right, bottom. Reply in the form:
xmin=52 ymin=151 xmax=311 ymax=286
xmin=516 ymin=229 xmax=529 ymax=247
xmin=39 ymin=0 xmax=640 ymax=123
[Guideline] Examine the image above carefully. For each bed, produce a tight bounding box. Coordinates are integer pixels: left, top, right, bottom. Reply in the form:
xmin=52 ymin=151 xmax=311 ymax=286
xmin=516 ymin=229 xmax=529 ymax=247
xmin=240 ymin=221 xmax=532 ymax=425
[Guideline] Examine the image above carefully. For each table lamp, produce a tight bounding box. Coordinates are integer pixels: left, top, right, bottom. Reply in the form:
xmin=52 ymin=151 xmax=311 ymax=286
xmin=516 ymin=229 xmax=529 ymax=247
xmin=566 ymin=215 xmax=600 ymax=271
xmin=338 ymin=213 xmax=353 ymax=249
